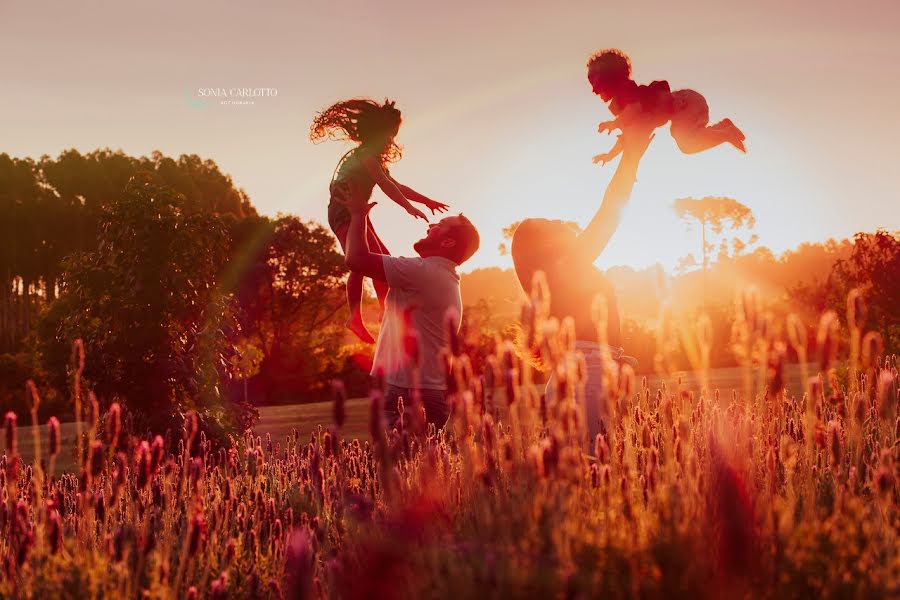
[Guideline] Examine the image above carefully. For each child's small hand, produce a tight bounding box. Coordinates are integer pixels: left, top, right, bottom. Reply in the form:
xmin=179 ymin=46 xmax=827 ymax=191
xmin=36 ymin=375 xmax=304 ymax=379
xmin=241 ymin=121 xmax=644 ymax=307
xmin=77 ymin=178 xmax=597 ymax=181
xmin=592 ymin=152 xmax=614 ymax=166
xmin=598 ymin=120 xmax=619 ymax=135
xmin=422 ymin=199 xmax=450 ymax=215
xmin=406 ymin=205 xmax=429 ymax=222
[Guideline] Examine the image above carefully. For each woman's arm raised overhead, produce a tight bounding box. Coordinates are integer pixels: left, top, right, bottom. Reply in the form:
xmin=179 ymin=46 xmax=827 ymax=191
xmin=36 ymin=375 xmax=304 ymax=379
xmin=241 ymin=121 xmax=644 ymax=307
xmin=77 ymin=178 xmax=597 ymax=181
xmin=574 ymin=127 xmax=654 ymax=263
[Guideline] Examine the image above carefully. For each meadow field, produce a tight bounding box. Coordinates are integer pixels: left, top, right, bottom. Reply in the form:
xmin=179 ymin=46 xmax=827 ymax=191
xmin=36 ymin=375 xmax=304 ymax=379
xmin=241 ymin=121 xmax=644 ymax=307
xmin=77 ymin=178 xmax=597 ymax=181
xmin=3 ymin=311 xmax=898 ymax=598
xmin=4 ymin=2 xmax=900 ymax=596
xmin=15 ymin=365 xmax=811 ymax=475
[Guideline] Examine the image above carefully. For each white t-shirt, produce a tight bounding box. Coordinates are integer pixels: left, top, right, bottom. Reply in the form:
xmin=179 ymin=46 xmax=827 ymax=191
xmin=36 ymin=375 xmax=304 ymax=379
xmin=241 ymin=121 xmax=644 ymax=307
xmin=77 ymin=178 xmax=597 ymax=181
xmin=372 ymin=255 xmax=462 ymax=390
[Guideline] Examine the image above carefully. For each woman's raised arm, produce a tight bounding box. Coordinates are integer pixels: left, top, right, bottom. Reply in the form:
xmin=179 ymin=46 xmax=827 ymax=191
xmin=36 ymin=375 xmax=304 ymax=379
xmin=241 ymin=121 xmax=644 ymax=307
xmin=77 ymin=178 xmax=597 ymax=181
xmin=573 ymin=128 xmax=654 ymax=263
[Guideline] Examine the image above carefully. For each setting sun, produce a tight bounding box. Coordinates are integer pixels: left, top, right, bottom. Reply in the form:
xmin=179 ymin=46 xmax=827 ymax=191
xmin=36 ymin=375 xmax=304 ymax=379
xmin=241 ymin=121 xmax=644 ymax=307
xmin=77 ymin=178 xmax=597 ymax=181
xmin=3 ymin=2 xmax=898 ymax=274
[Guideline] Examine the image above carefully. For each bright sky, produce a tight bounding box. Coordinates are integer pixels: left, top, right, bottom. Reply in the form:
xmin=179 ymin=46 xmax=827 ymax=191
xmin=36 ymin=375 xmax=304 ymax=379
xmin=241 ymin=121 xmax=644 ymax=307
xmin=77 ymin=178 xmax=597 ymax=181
xmin=3 ymin=0 xmax=898 ymax=272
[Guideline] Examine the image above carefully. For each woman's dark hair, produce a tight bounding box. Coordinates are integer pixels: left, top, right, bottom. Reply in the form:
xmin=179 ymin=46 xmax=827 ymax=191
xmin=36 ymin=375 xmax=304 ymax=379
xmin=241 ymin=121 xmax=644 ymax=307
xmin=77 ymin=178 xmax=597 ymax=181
xmin=510 ymin=219 xmax=579 ymax=293
xmin=310 ymin=98 xmax=403 ymax=164
xmin=511 ymin=218 xmax=622 ymax=347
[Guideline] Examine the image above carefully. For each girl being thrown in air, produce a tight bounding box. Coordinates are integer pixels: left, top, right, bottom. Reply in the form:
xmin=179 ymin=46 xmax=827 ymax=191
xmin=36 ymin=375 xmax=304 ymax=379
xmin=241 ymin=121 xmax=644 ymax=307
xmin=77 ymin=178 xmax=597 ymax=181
xmin=587 ymin=49 xmax=746 ymax=165
xmin=311 ymin=98 xmax=449 ymax=343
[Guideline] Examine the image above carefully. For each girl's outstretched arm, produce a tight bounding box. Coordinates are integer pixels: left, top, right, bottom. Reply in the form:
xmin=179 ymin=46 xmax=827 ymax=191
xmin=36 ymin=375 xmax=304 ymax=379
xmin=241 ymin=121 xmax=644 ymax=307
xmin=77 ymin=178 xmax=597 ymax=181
xmin=574 ymin=128 xmax=654 ymax=263
xmin=388 ymin=176 xmax=449 ymax=215
xmin=360 ymin=155 xmax=429 ymax=221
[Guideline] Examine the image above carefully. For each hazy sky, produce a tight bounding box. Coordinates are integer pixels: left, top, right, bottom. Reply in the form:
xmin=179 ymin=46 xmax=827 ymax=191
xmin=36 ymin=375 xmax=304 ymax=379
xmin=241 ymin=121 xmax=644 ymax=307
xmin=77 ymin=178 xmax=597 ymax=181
xmin=3 ymin=0 xmax=899 ymax=271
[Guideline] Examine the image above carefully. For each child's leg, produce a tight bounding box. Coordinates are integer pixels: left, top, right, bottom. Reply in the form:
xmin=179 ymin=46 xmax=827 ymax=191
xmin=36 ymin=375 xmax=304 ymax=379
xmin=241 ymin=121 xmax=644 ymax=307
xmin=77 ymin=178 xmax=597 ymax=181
xmin=671 ymin=89 xmax=745 ymax=153
xmin=672 ymin=120 xmax=745 ymax=153
xmin=366 ymin=217 xmax=390 ymax=307
xmin=333 ymin=222 xmax=376 ymax=344
xmin=345 ymin=271 xmax=375 ymax=343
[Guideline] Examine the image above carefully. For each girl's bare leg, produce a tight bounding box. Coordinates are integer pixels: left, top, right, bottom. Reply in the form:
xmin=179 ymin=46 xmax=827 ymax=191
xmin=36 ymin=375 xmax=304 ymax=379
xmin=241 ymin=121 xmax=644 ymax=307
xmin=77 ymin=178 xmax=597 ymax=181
xmin=372 ymin=277 xmax=389 ymax=307
xmin=345 ymin=271 xmax=375 ymax=343
xmin=334 ymin=222 xmax=376 ymax=343
xmin=366 ymin=219 xmax=391 ymax=308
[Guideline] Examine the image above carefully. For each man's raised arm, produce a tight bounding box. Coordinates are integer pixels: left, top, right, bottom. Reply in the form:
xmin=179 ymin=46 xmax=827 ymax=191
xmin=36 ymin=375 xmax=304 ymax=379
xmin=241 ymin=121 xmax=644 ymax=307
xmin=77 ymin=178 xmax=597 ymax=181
xmin=574 ymin=129 xmax=654 ymax=263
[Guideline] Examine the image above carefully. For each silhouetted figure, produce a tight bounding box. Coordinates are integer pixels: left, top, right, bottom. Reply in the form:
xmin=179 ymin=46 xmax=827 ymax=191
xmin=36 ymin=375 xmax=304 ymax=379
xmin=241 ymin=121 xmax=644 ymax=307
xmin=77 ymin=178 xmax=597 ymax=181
xmin=588 ymin=49 xmax=746 ymax=165
xmin=336 ymin=176 xmax=480 ymax=430
xmin=311 ymin=99 xmax=449 ymax=343
xmin=512 ymin=128 xmax=653 ymax=444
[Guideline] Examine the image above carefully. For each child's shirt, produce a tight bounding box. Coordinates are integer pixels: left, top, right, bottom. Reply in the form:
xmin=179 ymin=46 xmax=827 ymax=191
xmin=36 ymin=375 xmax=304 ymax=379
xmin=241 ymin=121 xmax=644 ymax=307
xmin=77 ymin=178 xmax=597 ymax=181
xmin=327 ymin=146 xmax=390 ymax=232
xmin=330 ymin=146 xmax=388 ymax=201
xmin=609 ymin=80 xmax=673 ymax=126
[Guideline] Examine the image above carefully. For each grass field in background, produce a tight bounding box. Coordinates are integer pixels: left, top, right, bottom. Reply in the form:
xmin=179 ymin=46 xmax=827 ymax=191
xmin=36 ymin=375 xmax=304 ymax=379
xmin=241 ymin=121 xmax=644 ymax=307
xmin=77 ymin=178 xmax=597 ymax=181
xmin=14 ymin=364 xmax=810 ymax=474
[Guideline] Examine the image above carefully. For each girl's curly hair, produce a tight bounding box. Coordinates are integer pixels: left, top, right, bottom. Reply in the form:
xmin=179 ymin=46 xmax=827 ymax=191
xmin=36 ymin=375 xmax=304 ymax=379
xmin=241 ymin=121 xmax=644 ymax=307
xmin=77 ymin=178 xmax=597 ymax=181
xmin=586 ymin=48 xmax=632 ymax=82
xmin=310 ymin=98 xmax=403 ymax=164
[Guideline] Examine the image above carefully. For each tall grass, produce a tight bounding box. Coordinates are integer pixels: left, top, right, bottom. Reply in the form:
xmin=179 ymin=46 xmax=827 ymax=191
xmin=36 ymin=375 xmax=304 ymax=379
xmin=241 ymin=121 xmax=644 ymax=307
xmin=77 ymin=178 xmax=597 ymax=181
xmin=1 ymin=287 xmax=898 ymax=598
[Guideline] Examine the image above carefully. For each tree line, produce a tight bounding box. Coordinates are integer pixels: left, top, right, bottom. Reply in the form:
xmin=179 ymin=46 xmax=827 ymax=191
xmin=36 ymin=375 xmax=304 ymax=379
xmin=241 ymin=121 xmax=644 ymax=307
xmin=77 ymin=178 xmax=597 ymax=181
xmin=462 ymin=227 xmax=899 ymax=374
xmin=1 ymin=149 xmax=359 ymax=438
xmin=0 ymin=149 xmax=254 ymax=352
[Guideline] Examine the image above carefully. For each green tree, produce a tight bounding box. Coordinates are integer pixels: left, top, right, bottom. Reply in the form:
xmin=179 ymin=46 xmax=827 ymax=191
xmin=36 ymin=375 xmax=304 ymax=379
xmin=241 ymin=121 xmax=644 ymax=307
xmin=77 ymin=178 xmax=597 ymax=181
xmin=0 ymin=149 xmax=257 ymax=354
xmin=230 ymin=338 xmax=264 ymax=406
xmin=826 ymin=230 xmax=900 ymax=353
xmin=673 ymin=196 xmax=756 ymax=275
xmin=234 ymin=215 xmax=348 ymax=403
xmin=36 ymin=174 xmax=254 ymax=437
xmin=0 ymin=154 xmax=44 ymax=351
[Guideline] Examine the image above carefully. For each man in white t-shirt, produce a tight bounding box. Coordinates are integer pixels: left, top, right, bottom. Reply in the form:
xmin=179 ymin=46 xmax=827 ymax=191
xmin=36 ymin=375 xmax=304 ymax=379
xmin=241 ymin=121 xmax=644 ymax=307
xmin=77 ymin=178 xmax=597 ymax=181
xmin=340 ymin=190 xmax=480 ymax=429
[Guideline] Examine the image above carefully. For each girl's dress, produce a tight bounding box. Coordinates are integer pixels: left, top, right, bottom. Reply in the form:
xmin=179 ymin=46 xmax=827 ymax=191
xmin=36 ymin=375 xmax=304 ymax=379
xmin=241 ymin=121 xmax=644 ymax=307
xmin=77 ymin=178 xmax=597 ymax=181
xmin=327 ymin=147 xmax=388 ymax=235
